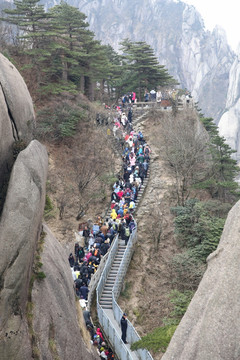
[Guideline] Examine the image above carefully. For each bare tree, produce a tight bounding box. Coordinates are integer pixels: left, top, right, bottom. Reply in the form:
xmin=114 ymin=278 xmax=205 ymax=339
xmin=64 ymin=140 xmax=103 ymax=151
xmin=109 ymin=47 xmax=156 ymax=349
xmin=148 ymin=206 xmax=163 ymax=251
xmin=160 ymin=110 xmax=209 ymax=205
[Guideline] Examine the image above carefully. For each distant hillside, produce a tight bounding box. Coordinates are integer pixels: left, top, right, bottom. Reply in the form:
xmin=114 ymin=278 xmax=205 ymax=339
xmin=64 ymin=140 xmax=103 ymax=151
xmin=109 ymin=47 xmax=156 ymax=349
xmin=35 ymin=0 xmax=235 ymax=123
xmin=2 ymin=0 xmax=240 ymax=158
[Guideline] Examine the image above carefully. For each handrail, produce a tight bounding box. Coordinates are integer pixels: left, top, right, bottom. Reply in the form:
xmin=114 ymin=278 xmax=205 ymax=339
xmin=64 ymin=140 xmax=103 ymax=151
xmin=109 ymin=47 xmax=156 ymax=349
xmin=95 ymin=109 xmax=154 ymax=360
xmin=112 ymin=227 xmax=154 ymax=360
xmin=88 ymin=235 xmax=117 ymax=309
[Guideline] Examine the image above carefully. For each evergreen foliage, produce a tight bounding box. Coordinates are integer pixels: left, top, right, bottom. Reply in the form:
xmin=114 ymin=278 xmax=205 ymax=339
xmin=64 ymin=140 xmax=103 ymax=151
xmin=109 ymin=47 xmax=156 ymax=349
xmin=171 ymin=249 xmax=206 ymax=290
xmin=171 ymin=199 xmax=225 ymax=262
xmin=199 ymin=116 xmax=240 ymax=201
xmin=131 ymin=290 xmax=193 ymax=353
xmin=120 ymin=38 xmax=176 ymax=101
xmin=36 ymin=101 xmax=87 ymax=141
xmin=1 ymin=0 xmax=50 ymax=74
xmin=131 ymin=324 xmax=177 ymax=353
xmin=1 ymin=1 xmax=121 ymax=98
xmin=1 ymin=2 xmax=174 ymax=101
xmin=163 ymin=290 xmax=194 ymax=326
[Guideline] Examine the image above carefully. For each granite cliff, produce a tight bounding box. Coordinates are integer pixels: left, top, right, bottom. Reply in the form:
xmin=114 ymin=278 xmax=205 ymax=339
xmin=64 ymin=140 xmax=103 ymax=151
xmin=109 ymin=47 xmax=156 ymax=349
xmin=0 ymin=53 xmax=98 ymax=359
xmin=0 ymin=52 xmax=34 ymax=192
xmin=162 ymin=198 xmax=240 ymax=360
xmin=218 ymin=47 xmax=240 ymax=162
xmin=40 ymin=0 xmax=235 ymax=122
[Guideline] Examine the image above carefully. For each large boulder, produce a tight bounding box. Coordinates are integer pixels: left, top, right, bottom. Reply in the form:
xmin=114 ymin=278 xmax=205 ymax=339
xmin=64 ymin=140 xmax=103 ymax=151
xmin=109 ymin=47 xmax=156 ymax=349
xmin=162 ymin=200 xmax=240 ymax=360
xmin=0 ymin=140 xmax=48 ymax=359
xmin=32 ymin=224 xmax=99 ymax=360
xmin=0 ymin=53 xmax=34 ymax=188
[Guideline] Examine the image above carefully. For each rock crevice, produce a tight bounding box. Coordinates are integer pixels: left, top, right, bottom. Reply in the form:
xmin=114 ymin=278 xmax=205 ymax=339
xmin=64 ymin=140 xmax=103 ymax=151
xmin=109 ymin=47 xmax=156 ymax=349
xmin=0 ymin=81 xmax=19 ymax=141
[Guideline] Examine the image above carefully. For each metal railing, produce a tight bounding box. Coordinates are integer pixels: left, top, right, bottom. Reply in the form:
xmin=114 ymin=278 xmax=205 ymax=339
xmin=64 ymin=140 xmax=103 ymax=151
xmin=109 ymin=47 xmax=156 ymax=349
xmin=95 ymin=110 xmax=154 ymax=359
xmin=87 ymin=244 xmax=110 ymax=309
xmin=96 ymin=225 xmax=154 ymax=360
xmin=112 ymin=228 xmax=154 ymax=360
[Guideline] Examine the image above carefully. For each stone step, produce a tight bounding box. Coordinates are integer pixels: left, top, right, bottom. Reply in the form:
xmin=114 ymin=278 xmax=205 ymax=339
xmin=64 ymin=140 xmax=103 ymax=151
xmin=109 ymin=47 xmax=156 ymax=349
xmin=101 ymin=293 xmax=112 ymax=298
xmin=104 ymin=284 xmax=114 ymax=291
xmin=100 ymin=300 xmax=112 ymax=306
xmin=108 ymin=270 xmax=118 ymax=275
xmin=101 ymin=304 xmax=112 ymax=309
xmin=106 ymin=276 xmax=117 ymax=282
xmin=105 ymin=280 xmax=115 ymax=284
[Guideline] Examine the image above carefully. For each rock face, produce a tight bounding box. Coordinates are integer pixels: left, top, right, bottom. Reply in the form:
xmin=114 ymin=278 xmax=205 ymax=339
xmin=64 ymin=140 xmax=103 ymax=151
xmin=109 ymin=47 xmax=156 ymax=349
xmin=0 ymin=54 xmax=97 ymax=360
xmin=41 ymin=0 xmax=234 ymax=122
xmin=218 ymin=48 xmax=240 ymax=161
xmin=0 ymin=53 xmax=34 ymax=188
xmin=162 ymin=199 xmax=240 ymax=360
xmin=0 ymin=140 xmax=48 ymax=359
xmin=32 ymin=224 xmax=99 ymax=360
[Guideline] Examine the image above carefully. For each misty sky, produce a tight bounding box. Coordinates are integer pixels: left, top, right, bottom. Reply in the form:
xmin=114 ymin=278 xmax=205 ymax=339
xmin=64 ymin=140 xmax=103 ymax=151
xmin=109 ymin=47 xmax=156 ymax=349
xmin=184 ymin=0 xmax=240 ymax=52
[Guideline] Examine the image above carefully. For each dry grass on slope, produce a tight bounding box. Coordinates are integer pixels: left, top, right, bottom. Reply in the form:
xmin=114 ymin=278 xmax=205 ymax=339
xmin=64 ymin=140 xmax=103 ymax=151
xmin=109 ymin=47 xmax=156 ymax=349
xmin=35 ymin=95 xmax=121 ymax=249
xmin=118 ymin=108 xmax=204 ymax=359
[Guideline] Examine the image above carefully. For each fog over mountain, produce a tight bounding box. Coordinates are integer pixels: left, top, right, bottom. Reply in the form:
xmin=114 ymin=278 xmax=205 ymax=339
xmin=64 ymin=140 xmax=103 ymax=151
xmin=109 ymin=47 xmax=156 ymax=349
xmin=37 ymin=0 xmax=235 ymax=119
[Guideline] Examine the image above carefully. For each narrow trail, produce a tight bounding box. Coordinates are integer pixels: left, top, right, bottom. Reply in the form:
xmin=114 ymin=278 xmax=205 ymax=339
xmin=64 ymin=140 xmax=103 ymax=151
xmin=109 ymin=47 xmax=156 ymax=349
xmin=95 ymin=108 xmax=154 ymax=360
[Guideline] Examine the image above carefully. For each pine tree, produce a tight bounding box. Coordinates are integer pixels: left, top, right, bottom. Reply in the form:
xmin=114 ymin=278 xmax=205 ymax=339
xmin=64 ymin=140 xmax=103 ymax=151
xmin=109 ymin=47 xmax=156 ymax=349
xmin=120 ymin=39 xmax=175 ymax=101
xmin=2 ymin=0 xmax=48 ymax=51
xmin=199 ymin=116 xmax=240 ymax=201
xmin=1 ymin=0 xmax=53 ymax=87
xmin=43 ymin=2 xmax=93 ymax=93
xmin=101 ymin=44 xmax=122 ymax=99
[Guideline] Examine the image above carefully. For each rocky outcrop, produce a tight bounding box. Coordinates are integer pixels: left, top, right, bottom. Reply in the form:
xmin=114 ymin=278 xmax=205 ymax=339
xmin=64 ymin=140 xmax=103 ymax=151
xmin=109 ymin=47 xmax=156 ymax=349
xmin=218 ymin=48 xmax=240 ymax=161
xmin=162 ymin=199 xmax=240 ymax=360
xmin=32 ymin=224 xmax=99 ymax=360
xmin=0 ymin=53 xmax=97 ymax=360
xmin=0 ymin=53 xmax=34 ymax=188
xmin=0 ymin=140 xmax=48 ymax=359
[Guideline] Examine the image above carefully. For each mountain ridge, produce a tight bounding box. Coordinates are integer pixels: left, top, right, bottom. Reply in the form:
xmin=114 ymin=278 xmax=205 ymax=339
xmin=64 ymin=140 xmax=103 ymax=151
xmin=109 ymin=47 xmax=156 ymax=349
xmin=33 ymin=0 xmax=235 ymax=123
xmin=1 ymin=0 xmax=240 ymax=158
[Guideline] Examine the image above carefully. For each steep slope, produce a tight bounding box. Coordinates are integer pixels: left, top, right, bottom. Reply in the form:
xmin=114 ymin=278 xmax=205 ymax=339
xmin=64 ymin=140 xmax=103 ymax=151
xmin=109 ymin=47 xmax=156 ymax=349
xmin=218 ymin=47 xmax=240 ymax=161
xmin=162 ymin=198 xmax=240 ymax=360
xmin=0 ymin=53 xmax=34 ymax=192
xmin=0 ymin=53 xmax=99 ymax=359
xmin=0 ymin=140 xmax=48 ymax=359
xmin=32 ymin=224 xmax=99 ymax=360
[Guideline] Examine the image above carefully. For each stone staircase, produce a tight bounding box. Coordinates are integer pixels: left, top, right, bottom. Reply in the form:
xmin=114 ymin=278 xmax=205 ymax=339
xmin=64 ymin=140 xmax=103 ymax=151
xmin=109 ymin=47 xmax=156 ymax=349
xmin=99 ymin=239 xmax=126 ymax=309
xmin=100 ymin=169 xmax=149 ymax=311
xmin=96 ymin=108 xmax=154 ymax=360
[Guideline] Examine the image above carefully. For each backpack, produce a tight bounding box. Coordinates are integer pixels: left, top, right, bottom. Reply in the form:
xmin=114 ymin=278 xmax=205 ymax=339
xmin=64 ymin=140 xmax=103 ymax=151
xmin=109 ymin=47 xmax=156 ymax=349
xmin=125 ymin=227 xmax=130 ymax=237
xmin=129 ymin=222 xmax=135 ymax=231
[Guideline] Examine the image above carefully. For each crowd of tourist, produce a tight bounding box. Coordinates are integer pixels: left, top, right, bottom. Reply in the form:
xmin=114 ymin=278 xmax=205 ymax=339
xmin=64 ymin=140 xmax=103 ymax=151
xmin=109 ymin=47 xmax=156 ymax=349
xmin=67 ymin=93 xmax=151 ymax=358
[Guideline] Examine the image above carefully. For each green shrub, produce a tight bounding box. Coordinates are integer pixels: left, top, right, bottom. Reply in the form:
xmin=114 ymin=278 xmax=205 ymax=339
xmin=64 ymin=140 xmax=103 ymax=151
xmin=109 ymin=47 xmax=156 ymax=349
xmin=45 ymin=195 xmax=54 ymax=212
xmin=131 ymin=325 xmax=177 ymax=353
xmin=171 ymin=250 xmax=206 ymax=290
xmin=131 ymin=290 xmax=193 ymax=353
xmin=36 ymin=102 xmax=87 ymax=141
xmin=171 ymin=199 xmax=226 ymax=261
xmin=163 ymin=290 xmax=194 ymax=326
xmin=44 ymin=195 xmax=56 ymax=220
xmin=35 ymin=271 xmax=46 ymax=280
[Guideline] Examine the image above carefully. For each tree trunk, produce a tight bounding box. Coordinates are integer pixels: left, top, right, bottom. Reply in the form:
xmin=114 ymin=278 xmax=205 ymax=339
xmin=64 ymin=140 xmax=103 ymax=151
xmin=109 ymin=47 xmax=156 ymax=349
xmin=80 ymin=76 xmax=85 ymax=93
xmin=100 ymin=79 xmax=105 ymax=101
xmin=61 ymin=55 xmax=68 ymax=82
